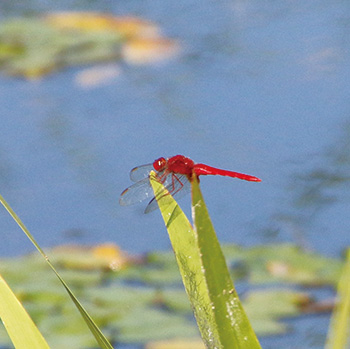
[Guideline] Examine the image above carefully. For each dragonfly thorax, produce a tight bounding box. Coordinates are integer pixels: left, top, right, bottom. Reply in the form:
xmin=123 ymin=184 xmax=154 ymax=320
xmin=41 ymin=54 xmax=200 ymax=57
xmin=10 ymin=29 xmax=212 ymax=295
xmin=166 ymin=155 xmax=195 ymax=177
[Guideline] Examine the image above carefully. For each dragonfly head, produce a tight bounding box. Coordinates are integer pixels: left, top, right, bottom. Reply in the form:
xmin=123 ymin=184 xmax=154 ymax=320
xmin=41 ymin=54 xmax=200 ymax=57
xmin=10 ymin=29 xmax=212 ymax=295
xmin=153 ymin=157 xmax=167 ymax=171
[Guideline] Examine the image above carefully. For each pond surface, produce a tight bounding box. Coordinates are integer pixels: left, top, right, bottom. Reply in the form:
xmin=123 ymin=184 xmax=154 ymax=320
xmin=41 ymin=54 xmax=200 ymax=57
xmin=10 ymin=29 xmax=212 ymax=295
xmin=0 ymin=1 xmax=349 ymax=347
xmin=1 ymin=0 xmax=349 ymax=257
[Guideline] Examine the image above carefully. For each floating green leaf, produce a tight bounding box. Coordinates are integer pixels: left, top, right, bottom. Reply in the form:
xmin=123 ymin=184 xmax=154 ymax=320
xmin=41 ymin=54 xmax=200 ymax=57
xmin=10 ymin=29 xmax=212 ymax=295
xmin=0 ymin=14 xmax=178 ymax=78
xmin=242 ymin=244 xmax=342 ymax=286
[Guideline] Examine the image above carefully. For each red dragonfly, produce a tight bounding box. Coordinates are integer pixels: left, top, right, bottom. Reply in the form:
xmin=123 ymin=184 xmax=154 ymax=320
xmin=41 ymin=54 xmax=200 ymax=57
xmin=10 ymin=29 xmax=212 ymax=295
xmin=120 ymin=155 xmax=261 ymax=213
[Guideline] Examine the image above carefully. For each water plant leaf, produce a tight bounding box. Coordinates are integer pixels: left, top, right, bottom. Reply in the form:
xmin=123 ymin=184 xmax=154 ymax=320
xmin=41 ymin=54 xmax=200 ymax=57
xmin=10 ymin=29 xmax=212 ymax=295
xmin=0 ymin=273 xmax=49 ymax=349
xmin=46 ymin=12 xmax=160 ymax=39
xmin=150 ymin=171 xmax=261 ymax=348
xmin=243 ymin=288 xmax=309 ymax=336
xmin=116 ymin=307 xmax=198 ymax=343
xmin=191 ymin=175 xmax=261 ymax=348
xmin=0 ymin=238 xmax=340 ymax=346
xmin=146 ymin=338 xmax=205 ymax=349
xmin=0 ymin=14 xmax=178 ymax=78
xmin=242 ymin=244 xmax=342 ymax=286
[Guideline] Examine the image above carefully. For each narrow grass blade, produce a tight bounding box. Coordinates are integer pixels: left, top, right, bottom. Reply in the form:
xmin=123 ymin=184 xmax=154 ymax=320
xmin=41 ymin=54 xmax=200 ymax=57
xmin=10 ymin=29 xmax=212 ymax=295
xmin=0 ymin=193 xmax=113 ymax=349
xmin=0 ymin=273 xmax=50 ymax=349
xmin=150 ymin=172 xmax=261 ymax=348
xmin=325 ymin=248 xmax=350 ymax=349
xmin=191 ymin=176 xmax=261 ymax=348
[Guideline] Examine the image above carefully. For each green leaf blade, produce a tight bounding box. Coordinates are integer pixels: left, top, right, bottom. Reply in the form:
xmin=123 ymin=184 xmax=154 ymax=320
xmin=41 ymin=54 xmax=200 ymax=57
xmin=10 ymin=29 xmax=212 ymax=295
xmin=150 ymin=172 xmax=261 ymax=348
xmin=0 ymin=273 xmax=50 ymax=349
xmin=191 ymin=176 xmax=261 ymax=348
xmin=326 ymin=248 xmax=350 ymax=349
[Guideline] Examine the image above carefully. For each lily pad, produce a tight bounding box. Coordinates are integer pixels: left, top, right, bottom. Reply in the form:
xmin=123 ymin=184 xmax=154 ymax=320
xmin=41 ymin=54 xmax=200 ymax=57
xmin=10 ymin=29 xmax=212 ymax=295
xmin=0 ymin=242 xmax=343 ymax=347
xmin=243 ymin=244 xmax=342 ymax=285
xmin=0 ymin=13 xmax=179 ymax=79
xmin=116 ymin=307 xmax=199 ymax=343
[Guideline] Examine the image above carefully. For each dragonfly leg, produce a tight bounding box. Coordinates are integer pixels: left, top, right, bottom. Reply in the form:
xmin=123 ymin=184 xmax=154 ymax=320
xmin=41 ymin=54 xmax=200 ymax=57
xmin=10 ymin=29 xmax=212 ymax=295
xmin=155 ymin=173 xmax=184 ymax=200
xmin=157 ymin=170 xmax=169 ymax=183
xmin=145 ymin=173 xmax=188 ymax=213
xmin=170 ymin=173 xmax=184 ymax=196
xmin=152 ymin=170 xmax=171 ymax=201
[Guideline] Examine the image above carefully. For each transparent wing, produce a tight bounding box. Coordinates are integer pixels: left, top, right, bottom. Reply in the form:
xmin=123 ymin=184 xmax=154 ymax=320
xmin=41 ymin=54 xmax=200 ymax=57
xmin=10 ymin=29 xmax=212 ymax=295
xmin=129 ymin=163 xmax=154 ymax=182
xmin=120 ymin=172 xmax=191 ymax=213
xmin=144 ymin=174 xmax=190 ymax=213
xmin=120 ymin=169 xmax=168 ymax=206
xmin=119 ymin=177 xmax=154 ymax=206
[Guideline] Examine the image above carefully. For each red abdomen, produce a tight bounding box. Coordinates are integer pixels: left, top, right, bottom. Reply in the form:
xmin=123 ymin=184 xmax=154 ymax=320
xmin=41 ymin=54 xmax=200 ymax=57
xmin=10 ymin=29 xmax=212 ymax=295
xmin=194 ymin=164 xmax=261 ymax=182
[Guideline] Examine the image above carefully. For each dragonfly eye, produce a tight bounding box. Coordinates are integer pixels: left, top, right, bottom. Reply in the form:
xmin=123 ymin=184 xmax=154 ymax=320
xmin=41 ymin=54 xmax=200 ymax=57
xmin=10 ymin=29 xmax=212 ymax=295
xmin=153 ymin=157 xmax=166 ymax=171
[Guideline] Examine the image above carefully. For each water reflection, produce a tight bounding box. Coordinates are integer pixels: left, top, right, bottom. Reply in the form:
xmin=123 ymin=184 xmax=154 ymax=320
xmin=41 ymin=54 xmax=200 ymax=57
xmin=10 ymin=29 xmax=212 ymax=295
xmin=41 ymin=112 xmax=113 ymax=202
xmin=267 ymin=121 xmax=350 ymax=252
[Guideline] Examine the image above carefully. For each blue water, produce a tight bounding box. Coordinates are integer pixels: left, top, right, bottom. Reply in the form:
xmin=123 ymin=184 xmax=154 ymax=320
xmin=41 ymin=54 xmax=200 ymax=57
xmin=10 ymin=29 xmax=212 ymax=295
xmin=0 ymin=1 xmax=349 ymax=347
xmin=1 ymin=0 xmax=349 ymax=257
